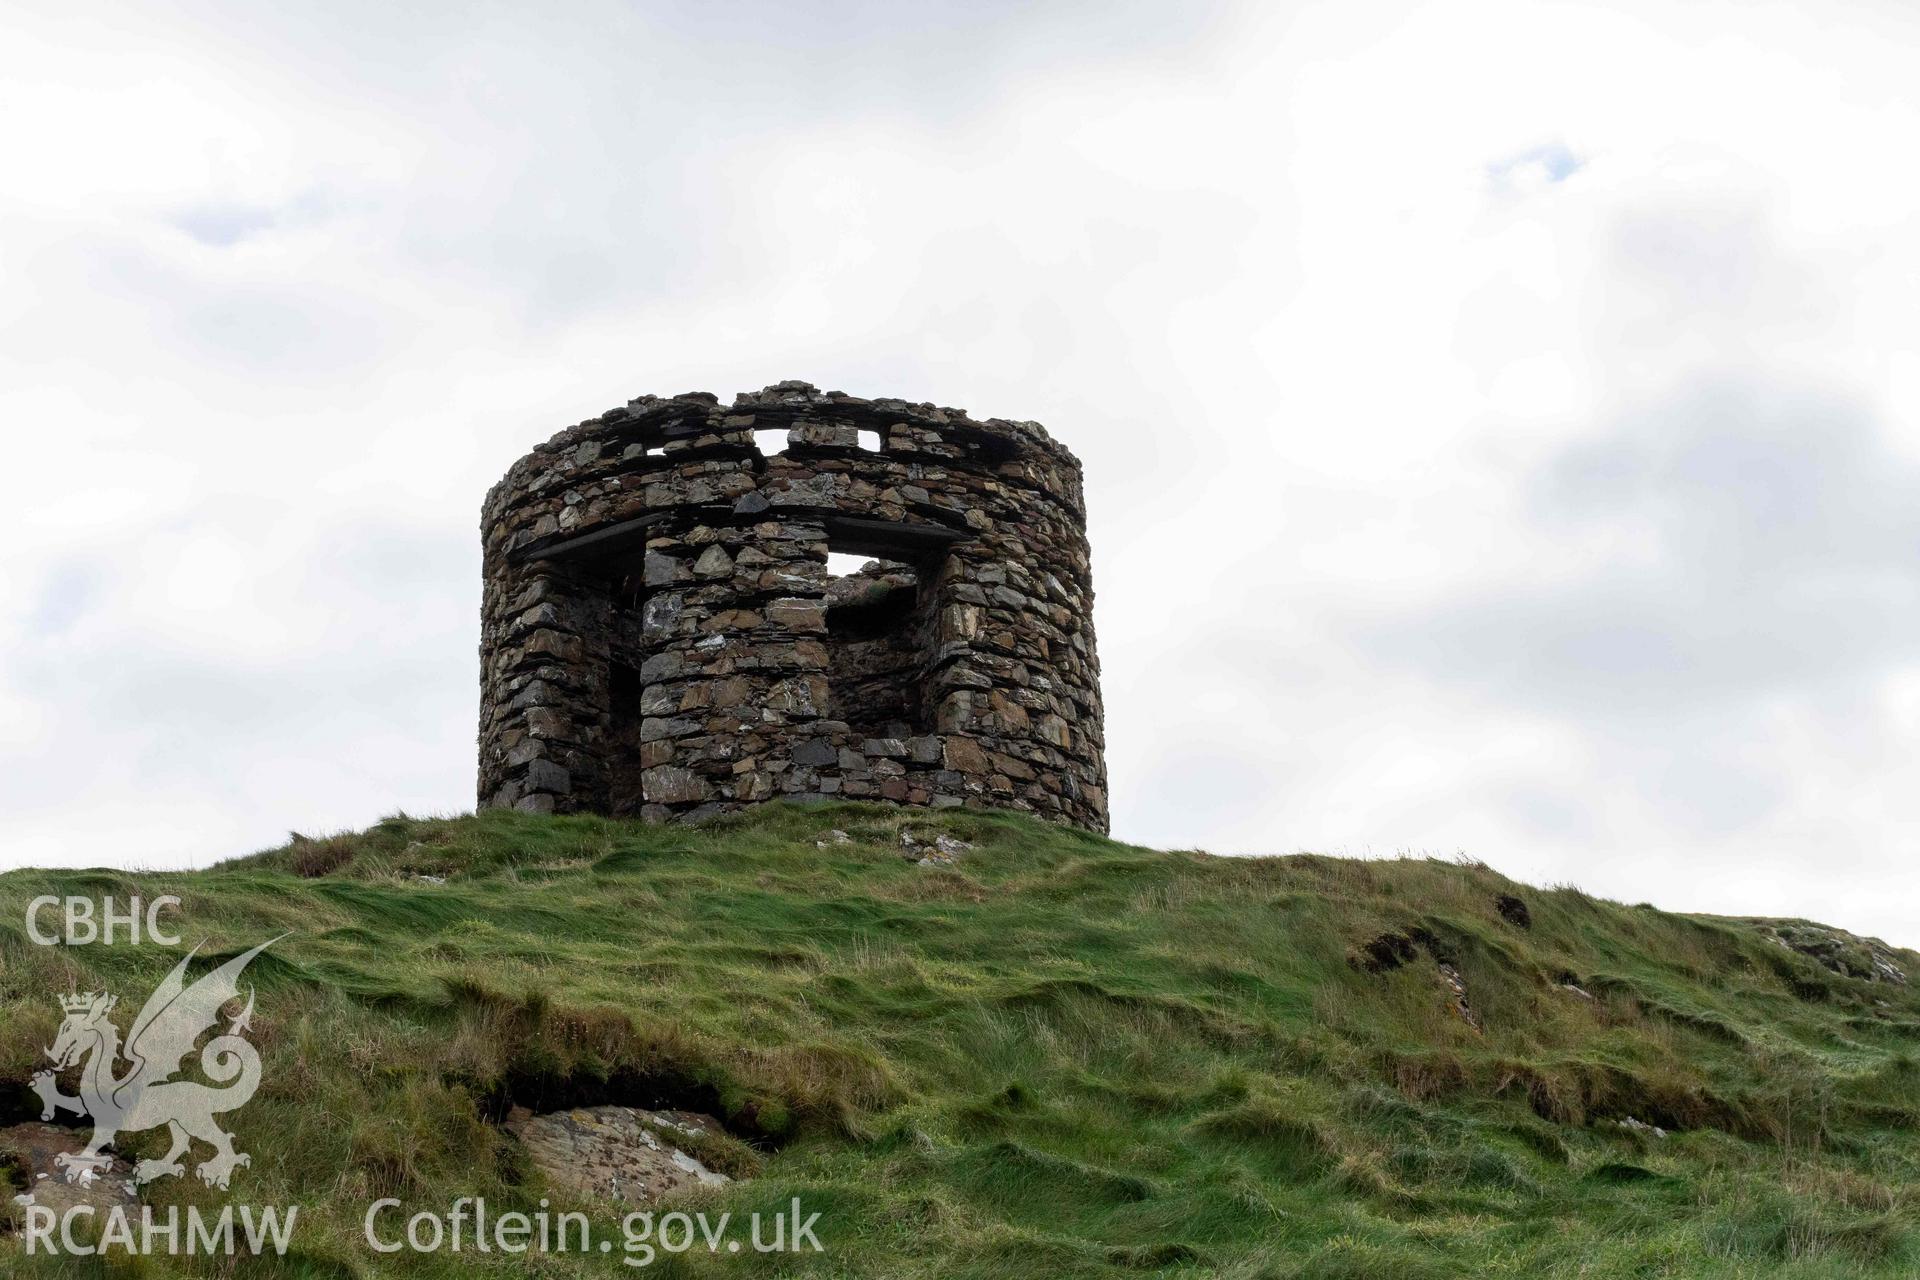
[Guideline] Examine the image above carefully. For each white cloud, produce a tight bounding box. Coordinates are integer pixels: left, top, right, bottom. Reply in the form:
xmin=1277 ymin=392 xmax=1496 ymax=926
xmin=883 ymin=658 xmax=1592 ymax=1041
xmin=1 ymin=0 xmax=1917 ymax=944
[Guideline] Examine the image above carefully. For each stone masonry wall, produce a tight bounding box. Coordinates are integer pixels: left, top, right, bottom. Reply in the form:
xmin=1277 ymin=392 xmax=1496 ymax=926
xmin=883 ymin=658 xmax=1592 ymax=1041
xmin=478 ymin=381 xmax=1107 ymax=832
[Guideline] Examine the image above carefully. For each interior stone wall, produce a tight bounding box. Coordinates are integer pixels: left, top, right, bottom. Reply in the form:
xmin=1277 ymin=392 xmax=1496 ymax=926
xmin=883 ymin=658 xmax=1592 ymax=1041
xmin=478 ymin=380 xmax=1107 ymax=832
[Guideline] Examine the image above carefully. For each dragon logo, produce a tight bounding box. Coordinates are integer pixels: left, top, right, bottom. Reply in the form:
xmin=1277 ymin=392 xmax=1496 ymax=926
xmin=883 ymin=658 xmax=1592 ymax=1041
xmin=30 ymin=938 xmax=282 ymax=1191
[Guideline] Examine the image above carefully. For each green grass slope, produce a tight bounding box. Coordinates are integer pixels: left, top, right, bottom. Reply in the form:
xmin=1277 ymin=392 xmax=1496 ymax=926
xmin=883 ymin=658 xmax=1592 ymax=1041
xmin=2 ymin=803 xmax=1917 ymax=1278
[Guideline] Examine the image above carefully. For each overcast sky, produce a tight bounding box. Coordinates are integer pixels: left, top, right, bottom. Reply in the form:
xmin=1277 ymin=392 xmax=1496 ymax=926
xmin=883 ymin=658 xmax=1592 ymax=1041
xmin=3 ymin=0 xmax=1917 ymax=944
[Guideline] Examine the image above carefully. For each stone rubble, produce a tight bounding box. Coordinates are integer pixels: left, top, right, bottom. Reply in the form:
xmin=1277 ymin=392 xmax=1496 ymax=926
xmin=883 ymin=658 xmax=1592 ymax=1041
xmin=900 ymin=831 xmax=973 ymax=867
xmin=1437 ymin=963 xmax=1482 ymax=1032
xmin=1760 ymin=923 xmax=1909 ymax=985
xmin=478 ymin=382 xmax=1107 ymax=832
xmin=900 ymin=831 xmax=973 ymax=855
xmin=1 ymin=1122 xmax=139 ymax=1223
xmin=502 ymin=1105 xmax=734 ymax=1207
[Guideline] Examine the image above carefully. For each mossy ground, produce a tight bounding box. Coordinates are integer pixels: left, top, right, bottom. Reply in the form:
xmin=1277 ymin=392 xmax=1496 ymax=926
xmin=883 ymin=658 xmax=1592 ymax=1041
xmin=1 ymin=803 xmax=1916 ymax=1277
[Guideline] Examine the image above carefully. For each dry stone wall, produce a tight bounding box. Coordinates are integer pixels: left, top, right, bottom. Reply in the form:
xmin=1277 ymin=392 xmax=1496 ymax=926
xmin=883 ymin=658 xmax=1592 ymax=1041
xmin=478 ymin=381 xmax=1107 ymax=831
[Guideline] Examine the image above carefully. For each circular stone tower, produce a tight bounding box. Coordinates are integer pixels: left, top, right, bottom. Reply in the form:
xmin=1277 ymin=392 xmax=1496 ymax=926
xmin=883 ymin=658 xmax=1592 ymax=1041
xmin=478 ymin=381 xmax=1107 ymax=831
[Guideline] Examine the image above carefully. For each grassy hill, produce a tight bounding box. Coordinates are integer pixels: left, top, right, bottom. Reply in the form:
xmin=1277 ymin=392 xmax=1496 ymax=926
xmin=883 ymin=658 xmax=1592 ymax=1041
xmin=2 ymin=803 xmax=1917 ymax=1278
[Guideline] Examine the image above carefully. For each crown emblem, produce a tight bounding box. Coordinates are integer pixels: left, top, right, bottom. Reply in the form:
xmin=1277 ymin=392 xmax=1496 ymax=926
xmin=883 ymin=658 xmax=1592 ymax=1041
xmin=60 ymin=992 xmax=101 ymax=1013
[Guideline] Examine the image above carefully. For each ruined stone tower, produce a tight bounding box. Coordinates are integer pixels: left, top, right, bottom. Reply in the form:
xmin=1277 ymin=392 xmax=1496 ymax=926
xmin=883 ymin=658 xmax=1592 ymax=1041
xmin=478 ymin=381 xmax=1107 ymax=831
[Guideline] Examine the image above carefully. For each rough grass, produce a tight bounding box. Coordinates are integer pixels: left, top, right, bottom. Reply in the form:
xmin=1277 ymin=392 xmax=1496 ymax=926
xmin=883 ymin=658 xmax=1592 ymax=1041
xmin=0 ymin=802 xmax=1914 ymax=1277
